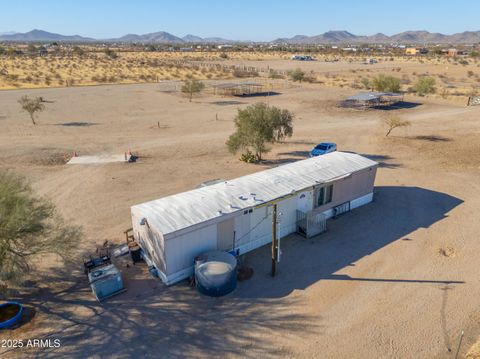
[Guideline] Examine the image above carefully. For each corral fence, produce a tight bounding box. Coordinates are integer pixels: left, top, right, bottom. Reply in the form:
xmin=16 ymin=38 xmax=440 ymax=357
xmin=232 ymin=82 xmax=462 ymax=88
xmin=161 ymin=59 xmax=290 ymax=77
xmin=157 ymin=77 xmax=296 ymax=94
xmin=467 ymin=96 xmax=480 ymax=106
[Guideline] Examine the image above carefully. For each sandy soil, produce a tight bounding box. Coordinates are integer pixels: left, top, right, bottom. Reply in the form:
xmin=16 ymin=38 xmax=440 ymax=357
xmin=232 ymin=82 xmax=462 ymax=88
xmin=1 ymin=78 xmax=480 ymax=358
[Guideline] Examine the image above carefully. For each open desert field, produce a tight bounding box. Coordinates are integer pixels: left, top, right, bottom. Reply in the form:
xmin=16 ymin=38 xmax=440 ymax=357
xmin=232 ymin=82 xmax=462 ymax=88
xmin=1 ymin=51 xmax=479 ymax=105
xmin=1 ymin=75 xmax=480 ymax=358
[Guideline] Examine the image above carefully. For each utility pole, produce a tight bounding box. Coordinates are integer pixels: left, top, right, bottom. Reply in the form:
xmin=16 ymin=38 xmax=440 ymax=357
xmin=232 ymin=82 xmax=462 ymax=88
xmin=271 ymin=204 xmax=277 ymax=277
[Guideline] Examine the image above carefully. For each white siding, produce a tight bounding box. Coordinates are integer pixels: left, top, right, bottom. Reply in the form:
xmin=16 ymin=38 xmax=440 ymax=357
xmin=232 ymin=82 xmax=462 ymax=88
xmin=234 ymin=210 xmax=251 ymax=247
xmin=165 ymin=224 xmax=217 ymax=276
xmin=278 ymin=196 xmax=298 ymax=237
xmin=297 ymin=190 xmax=314 ymax=213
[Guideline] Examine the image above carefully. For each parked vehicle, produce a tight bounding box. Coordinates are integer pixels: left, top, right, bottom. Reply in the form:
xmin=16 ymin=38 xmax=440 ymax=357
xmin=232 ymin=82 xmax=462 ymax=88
xmin=309 ymin=142 xmax=337 ymax=157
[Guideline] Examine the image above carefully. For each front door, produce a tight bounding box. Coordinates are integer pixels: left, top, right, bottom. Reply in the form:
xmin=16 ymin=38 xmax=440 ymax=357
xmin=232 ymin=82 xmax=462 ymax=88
xmin=217 ymin=218 xmax=235 ymax=251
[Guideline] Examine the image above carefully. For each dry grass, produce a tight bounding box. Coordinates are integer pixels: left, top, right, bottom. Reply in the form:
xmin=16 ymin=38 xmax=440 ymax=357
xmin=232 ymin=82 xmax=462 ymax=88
xmin=1 ymin=52 xmax=479 ymax=103
xmin=467 ymin=337 xmax=480 ymax=359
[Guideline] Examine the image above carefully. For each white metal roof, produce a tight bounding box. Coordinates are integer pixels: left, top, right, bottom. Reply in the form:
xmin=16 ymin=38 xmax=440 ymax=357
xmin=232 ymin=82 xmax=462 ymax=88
xmin=131 ymin=152 xmax=377 ymax=235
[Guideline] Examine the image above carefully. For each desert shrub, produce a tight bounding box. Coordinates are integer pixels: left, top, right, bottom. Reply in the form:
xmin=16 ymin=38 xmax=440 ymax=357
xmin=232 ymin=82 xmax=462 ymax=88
xmin=104 ymin=48 xmax=118 ymax=59
xmin=413 ymin=76 xmax=436 ymax=96
xmin=233 ymin=68 xmax=258 ymax=78
xmin=219 ymin=53 xmax=228 ymax=59
xmin=287 ymin=68 xmax=306 ymax=82
xmin=27 ymin=44 xmax=37 ymax=54
xmin=382 ymin=116 xmax=411 ymax=137
xmin=226 ymin=103 xmax=293 ymax=162
xmin=239 ymin=150 xmax=256 ymax=163
xmin=72 ymin=46 xmax=84 ymax=56
xmin=268 ymin=69 xmax=284 ymax=79
xmin=372 ymin=74 xmax=401 ymax=92
xmin=440 ymin=88 xmax=449 ymax=99
xmin=360 ymin=77 xmax=370 ymax=89
xmin=181 ymin=79 xmax=205 ymax=101
xmin=18 ymin=95 xmax=45 ymax=125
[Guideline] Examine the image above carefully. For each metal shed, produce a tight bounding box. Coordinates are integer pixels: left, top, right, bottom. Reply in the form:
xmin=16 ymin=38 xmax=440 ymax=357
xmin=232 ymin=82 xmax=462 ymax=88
xmin=341 ymin=92 xmax=404 ymax=109
xmin=131 ymin=152 xmax=378 ymax=285
xmin=212 ymin=82 xmax=264 ymax=96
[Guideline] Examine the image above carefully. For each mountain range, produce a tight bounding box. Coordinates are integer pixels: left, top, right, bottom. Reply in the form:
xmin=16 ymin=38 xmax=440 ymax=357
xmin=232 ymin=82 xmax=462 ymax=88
xmin=1 ymin=29 xmax=480 ymax=44
xmin=273 ymin=30 xmax=480 ymax=44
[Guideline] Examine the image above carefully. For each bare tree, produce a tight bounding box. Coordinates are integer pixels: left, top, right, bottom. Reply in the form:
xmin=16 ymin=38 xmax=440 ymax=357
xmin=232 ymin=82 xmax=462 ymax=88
xmin=383 ymin=116 xmax=411 ymax=137
xmin=18 ymin=95 xmax=45 ymax=125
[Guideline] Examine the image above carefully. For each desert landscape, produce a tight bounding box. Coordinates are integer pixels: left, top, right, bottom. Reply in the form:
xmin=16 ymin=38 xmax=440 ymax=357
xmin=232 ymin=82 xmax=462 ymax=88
xmin=1 ymin=48 xmax=480 ymax=358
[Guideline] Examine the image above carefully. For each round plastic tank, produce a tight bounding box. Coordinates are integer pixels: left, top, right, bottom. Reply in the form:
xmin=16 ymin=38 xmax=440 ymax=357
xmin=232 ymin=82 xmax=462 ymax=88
xmin=195 ymin=251 xmax=237 ymax=297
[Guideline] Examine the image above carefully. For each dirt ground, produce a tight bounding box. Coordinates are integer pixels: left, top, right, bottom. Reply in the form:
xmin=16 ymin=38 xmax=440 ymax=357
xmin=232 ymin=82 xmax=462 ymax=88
xmin=1 ymin=76 xmax=480 ymax=358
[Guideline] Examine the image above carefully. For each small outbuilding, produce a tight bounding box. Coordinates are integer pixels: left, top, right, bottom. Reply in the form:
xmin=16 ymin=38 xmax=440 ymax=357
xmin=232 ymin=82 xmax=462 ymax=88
xmin=341 ymin=92 xmax=404 ymax=109
xmin=131 ymin=152 xmax=378 ymax=285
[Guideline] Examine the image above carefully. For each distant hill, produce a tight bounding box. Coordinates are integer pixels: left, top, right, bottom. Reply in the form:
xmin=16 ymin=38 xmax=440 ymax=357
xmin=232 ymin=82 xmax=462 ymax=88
xmin=114 ymin=31 xmax=184 ymax=44
xmin=0 ymin=29 xmax=94 ymax=42
xmin=1 ymin=29 xmax=480 ymax=44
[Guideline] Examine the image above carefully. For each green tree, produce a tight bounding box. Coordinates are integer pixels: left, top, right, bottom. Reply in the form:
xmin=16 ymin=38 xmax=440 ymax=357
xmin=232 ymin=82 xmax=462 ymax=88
xmin=0 ymin=46 xmax=5 ymax=55
xmin=226 ymin=103 xmax=294 ymax=162
xmin=372 ymin=74 xmax=401 ymax=92
xmin=181 ymin=79 xmax=205 ymax=101
xmin=0 ymin=172 xmax=80 ymax=296
xmin=18 ymin=95 xmax=45 ymax=125
xmin=413 ymin=76 xmax=436 ymax=96
xmin=288 ymin=68 xmax=306 ymax=82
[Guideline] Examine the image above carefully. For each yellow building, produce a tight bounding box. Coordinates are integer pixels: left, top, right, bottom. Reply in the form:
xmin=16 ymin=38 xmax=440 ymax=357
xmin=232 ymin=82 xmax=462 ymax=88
xmin=405 ymin=47 xmax=419 ymax=55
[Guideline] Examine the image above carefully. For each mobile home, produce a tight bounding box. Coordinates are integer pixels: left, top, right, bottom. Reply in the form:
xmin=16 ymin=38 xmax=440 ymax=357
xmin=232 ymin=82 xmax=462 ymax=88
xmin=131 ymin=152 xmax=378 ymax=285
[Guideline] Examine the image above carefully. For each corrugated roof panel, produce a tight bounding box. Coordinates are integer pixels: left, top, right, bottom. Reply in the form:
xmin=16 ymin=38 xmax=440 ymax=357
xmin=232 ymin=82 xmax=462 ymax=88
xmin=131 ymin=152 xmax=377 ymax=235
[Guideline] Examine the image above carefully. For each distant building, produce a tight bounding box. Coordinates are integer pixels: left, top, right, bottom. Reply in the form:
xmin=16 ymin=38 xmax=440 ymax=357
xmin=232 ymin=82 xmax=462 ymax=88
xmin=447 ymin=48 xmax=458 ymax=57
xmin=405 ymin=47 xmax=419 ymax=55
xmin=405 ymin=47 xmax=428 ymax=55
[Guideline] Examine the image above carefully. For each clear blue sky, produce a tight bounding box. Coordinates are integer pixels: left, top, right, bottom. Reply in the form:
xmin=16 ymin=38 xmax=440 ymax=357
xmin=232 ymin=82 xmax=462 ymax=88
xmin=1 ymin=0 xmax=479 ymax=41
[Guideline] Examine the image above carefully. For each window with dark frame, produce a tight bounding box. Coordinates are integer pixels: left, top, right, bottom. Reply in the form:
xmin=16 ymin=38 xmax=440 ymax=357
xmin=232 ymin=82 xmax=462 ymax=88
xmin=316 ymin=184 xmax=333 ymax=207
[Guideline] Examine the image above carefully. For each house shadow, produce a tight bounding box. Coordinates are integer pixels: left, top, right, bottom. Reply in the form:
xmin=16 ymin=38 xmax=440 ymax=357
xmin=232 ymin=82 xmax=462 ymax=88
xmin=233 ymin=186 xmax=464 ymax=299
xmin=263 ymin=152 xmax=401 ymax=168
xmin=343 ymin=152 xmax=402 ymax=169
xmin=277 ymin=150 xmax=310 ymax=158
xmin=7 ymin=258 xmax=317 ymax=358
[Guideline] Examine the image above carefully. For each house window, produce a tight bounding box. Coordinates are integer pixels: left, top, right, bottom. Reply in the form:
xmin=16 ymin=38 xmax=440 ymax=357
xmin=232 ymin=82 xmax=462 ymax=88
xmin=316 ymin=184 xmax=333 ymax=207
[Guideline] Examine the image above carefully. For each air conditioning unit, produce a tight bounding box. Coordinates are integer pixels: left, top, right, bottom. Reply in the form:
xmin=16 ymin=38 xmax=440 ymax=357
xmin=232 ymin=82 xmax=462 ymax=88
xmin=88 ymin=264 xmax=125 ymax=301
